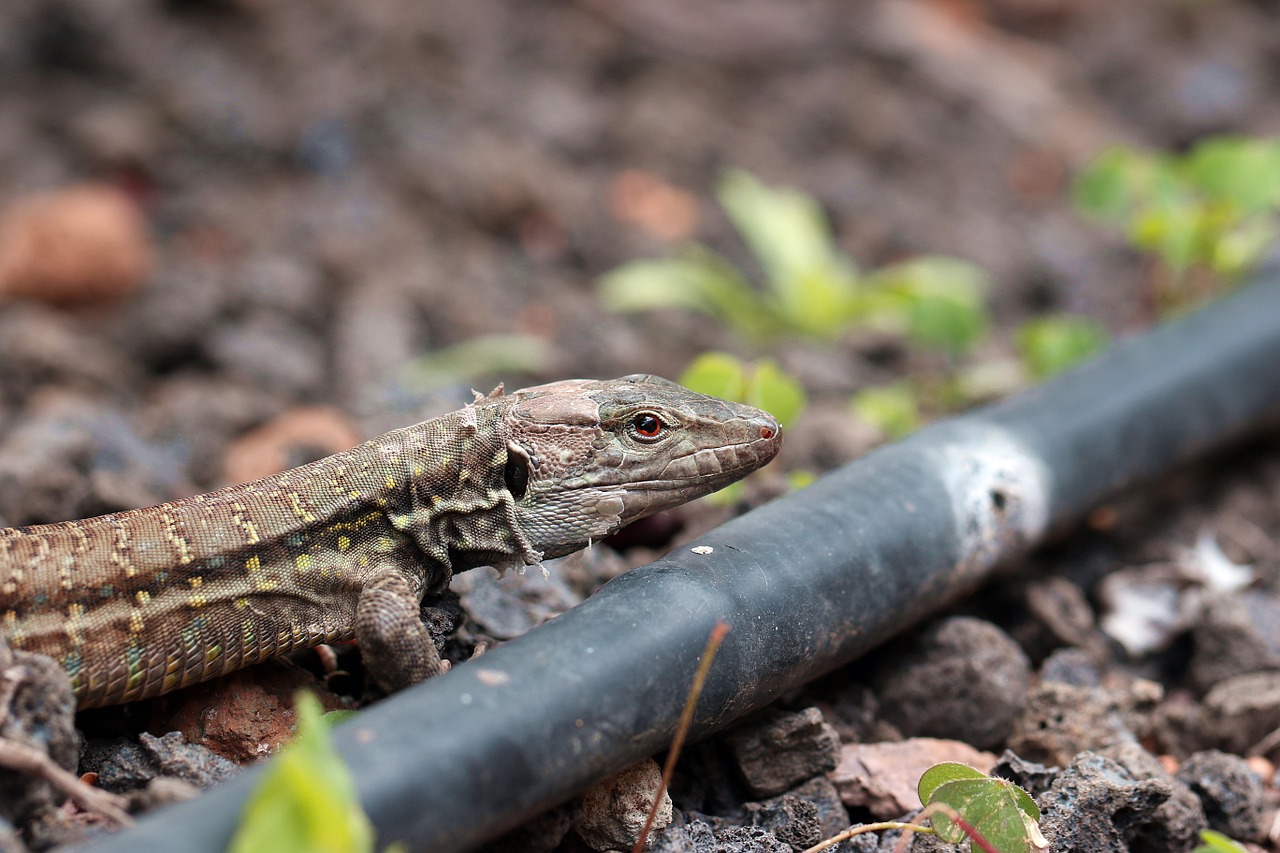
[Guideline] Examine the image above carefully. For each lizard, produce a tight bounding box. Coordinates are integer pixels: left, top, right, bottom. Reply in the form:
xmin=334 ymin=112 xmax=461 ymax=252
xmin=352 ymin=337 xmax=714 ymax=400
xmin=0 ymin=375 xmax=782 ymax=709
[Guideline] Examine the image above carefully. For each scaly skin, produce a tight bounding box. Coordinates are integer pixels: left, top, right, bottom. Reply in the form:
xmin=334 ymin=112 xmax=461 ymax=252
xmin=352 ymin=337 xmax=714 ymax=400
xmin=0 ymin=375 xmax=782 ymax=708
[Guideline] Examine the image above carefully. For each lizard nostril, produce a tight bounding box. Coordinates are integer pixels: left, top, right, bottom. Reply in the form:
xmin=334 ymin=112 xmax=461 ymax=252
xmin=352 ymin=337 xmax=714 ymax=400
xmin=760 ymin=426 xmax=775 ymax=440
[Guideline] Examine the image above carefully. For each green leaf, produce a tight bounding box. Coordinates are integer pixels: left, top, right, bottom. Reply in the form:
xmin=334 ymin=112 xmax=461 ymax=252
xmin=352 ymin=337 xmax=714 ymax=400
xmin=1130 ymin=201 xmax=1205 ymax=273
xmin=851 ymin=383 xmax=920 ymax=440
xmin=599 ymin=250 xmax=775 ymax=341
xmin=679 ymin=352 xmax=748 ymax=402
xmin=919 ymin=763 xmax=1043 ymax=852
xmin=1183 ymin=136 xmax=1280 ymax=213
xmin=1015 ymin=315 xmax=1108 ymax=380
xmin=1072 ymin=146 xmax=1154 ymax=223
xmin=1211 ymin=215 xmax=1276 ymax=279
xmin=716 ymin=169 xmax=843 ymax=295
xmin=231 ymin=692 xmax=375 ymax=853
xmin=323 ymin=709 xmax=361 ymax=726
xmin=786 ymin=469 xmax=816 ymax=491
xmin=1195 ymin=829 xmax=1250 ymax=853
xmin=869 ymin=257 xmax=990 ymax=355
xmin=917 ymin=762 xmax=990 ymax=805
xmin=679 ymin=353 xmax=806 ymax=429
xmin=746 ymin=359 xmax=806 ymax=428
xmin=716 ymin=170 xmax=863 ymax=340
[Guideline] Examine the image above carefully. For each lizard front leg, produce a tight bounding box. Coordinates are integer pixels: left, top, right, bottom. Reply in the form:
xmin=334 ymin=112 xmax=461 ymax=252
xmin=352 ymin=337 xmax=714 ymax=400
xmin=354 ymin=571 xmax=450 ymax=694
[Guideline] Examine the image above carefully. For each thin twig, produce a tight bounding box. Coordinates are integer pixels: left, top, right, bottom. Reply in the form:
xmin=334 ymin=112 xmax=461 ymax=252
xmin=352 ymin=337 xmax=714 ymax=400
xmin=0 ymin=651 xmax=132 ymax=828
xmin=802 ymin=820 xmax=933 ymax=853
xmin=0 ymin=739 xmax=132 ymax=828
xmin=1248 ymin=723 xmax=1280 ymax=759
xmin=631 ymin=620 xmax=731 ymax=853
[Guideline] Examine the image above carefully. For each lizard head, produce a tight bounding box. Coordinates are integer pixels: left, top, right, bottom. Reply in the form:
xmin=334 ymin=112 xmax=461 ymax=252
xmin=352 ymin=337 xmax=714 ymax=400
xmin=501 ymin=374 xmax=782 ymax=559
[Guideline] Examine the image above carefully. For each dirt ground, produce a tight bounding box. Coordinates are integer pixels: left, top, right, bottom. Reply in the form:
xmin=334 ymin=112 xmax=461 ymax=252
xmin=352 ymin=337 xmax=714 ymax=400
xmin=1 ymin=0 xmax=1280 ymax=850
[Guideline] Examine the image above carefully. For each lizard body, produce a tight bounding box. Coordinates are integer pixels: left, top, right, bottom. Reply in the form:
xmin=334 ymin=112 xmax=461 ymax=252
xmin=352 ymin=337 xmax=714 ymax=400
xmin=0 ymin=375 xmax=781 ymax=708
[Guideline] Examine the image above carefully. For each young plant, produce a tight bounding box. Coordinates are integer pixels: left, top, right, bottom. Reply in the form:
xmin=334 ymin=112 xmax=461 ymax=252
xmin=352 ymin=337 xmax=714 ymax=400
xmin=850 ymin=383 xmax=921 ymax=440
xmin=679 ymin=352 xmax=806 ymax=429
xmin=1074 ymin=135 xmax=1280 ymax=312
xmin=601 ymin=169 xmax=990 ymax=355
xmin=231 ymin=692 xmax=376 ymax=853
xmin=917 ymin=762 xmax=1046 ymax=853
xmin=804 ymin=763 xmax=1045 ymax=853
xmin=1015 ymin=314 xmax=1109 ymax=380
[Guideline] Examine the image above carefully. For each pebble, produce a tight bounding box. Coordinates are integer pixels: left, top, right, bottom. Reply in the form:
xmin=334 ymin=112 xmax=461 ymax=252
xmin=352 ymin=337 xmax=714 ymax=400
xmin=722 ymin=707 xmax=841 ymax=799
xmin=574 ymin=758 xmax=670 ymax=852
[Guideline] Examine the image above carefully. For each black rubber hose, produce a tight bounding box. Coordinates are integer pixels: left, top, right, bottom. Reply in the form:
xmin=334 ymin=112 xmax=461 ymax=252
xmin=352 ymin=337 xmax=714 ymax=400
xmin=84 ymin=273 xmax=1280 ymax=852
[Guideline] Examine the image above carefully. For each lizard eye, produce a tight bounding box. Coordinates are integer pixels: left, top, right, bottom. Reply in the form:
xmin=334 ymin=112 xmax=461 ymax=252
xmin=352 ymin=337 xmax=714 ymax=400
xmin=504 ymin=452 xmax=529 ymax=500
xmin=630 ymin=412 xmax=666 ymax=440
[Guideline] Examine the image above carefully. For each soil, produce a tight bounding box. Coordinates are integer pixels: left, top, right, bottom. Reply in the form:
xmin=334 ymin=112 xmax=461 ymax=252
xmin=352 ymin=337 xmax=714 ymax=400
xmin=1 ymin=0 xmax=1279 ymax=851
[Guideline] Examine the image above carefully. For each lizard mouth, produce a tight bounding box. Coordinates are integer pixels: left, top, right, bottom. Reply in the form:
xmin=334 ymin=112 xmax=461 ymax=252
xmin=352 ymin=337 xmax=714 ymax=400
xmin=614 ymin=424 xmax=783 ymax=500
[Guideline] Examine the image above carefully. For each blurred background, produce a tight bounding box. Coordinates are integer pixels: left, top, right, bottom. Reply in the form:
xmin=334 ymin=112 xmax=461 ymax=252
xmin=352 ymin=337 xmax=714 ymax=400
xmin=1 ymin=0 xmax=1279 ymax=519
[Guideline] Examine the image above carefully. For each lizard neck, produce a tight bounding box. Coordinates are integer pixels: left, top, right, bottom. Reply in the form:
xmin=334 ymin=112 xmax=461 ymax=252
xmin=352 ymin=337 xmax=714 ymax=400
xmin=384 ymin=400 xmax=541 ymax=590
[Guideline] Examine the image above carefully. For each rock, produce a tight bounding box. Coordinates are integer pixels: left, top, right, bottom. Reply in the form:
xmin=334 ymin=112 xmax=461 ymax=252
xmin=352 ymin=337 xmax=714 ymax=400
xmin=873 ymin=617 xmax=1031 ymax=750
xmin=743 ymin=793 xmax=821 ymax=851
xmin=220 ymin=406 xmax=362 ymax=484
xmin=1021 ymin=577 xmax=1106 ymax=661
xmin=1007 ymin=679 xmax=1161 ymax=766
xmin=1098 ymin=741 xmax=1205 ymax=852
xmin=1037 ymin=751 xmax=1175 ymax=852
xmin=1176 ymin=750 xmax=1265 ymax=842
xmin=452 ymin=562 xmax=583 ymax=641
xmin=0 ymin=391 xmax=185 ymax=527
xmin=688 ymin=821 xmax=791 ymax=853
xmin=830 ymin=738 xmax=996 ymax=819
xmin=1039 ymin=647 xmax=1101 ymax=687
xmin=158 ymin=661 xmax=347 ymax=763
xmin=475 ymin=800 xmax=580 ymax=853
xmin=0 ymin=184 xmax=152 ymax=305
xmin=1201 ymin=670 xmax=1280 ymax=755
xmin=574 ymin=759 xmax=671 ymax=851
xmin=784 ymin=777 xmax=850 ymax=840
xmin=1149 ymin=691 xmax=1209 ymax=760
xmin=806 ymin=681 xmax=899 ymax=745
xmin=82 ymin=732 xmax=239 ymax=793
xmin=990 ymin=750 xmax=1059 ymax=799
xmin=723 ymin=707 xmax=841 ymax=799
xmin=126 ymin=776 xmax=202 ymax=812
xmin=1189 ymin=593 xmax=1280 ymax=692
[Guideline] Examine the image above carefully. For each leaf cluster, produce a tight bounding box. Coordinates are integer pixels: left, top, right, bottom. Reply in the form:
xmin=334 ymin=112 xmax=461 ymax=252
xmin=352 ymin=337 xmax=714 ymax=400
xmin=602 ymin=169 xmax=991 ymax=357
xmin=1074 ymin=136 xmax=1280 ymax=307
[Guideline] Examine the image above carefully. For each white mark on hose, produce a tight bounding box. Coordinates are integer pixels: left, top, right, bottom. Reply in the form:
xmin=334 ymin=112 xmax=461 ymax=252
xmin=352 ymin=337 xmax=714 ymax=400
xmin=933 ymin=423 xmax=1051 ymax=576
xmin=691 ymin=545 xmax=714 ymax=555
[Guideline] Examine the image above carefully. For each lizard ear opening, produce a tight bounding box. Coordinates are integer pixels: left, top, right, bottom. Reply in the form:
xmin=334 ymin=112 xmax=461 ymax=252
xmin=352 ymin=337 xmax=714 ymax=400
xmin=504 ymin=449 xmax=530 ymax=500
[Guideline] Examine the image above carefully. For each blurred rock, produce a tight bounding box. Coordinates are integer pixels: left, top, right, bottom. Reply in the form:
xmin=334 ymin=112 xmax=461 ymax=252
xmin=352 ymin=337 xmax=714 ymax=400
xmin=1188 ymin=592 xmax=1280 ymax=692
xmin=0 ymin=184 xmax=152 ymax=305
xmin=1176 ymin=750 xmax=1265 ymax=843
xmin=1008 ymin=679 xmax=1161 ymax=767
xmin=221 ymin=406 xmax=362 ymax=484
xmin=873 ymin=616 xmax=1031 ymax=750
xmin=1201 ymin=671 xmax=1280 ymax=757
